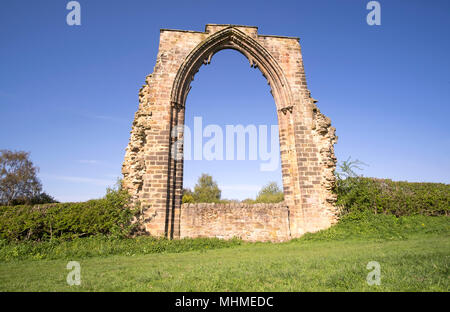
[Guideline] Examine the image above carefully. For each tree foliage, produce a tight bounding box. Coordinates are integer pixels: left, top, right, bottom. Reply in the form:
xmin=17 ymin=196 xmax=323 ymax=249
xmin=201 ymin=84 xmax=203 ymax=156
xmin=193 ymin=173 xmax=221 ymax=203
xmin=181 ymin=188 xmax=195 ymax=204
xmin=336 ymin=177 xmax=449 ymax=217
xmin=240 ymin=182 xmax=284 ymax=204
xmin=0 ymin=182 xmax=138 ymax=241
xmin=254 ymin=182 xmax=284 ymax=203
xmin=182 ymin=174 xmax=222 ymax=203
xmin=0 ymin=150 xmax=42 ymax=206
xmin=335 ymin=157 xmax=448 ymax=216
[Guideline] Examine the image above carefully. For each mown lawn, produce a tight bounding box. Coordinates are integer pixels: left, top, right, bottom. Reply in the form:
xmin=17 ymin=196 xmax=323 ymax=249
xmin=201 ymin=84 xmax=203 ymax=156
xmin=0 ymin=213 xmax=448 ymax=291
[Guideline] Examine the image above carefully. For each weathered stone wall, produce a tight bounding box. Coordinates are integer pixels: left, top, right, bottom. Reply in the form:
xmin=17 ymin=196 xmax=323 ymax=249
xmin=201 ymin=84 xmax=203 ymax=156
xmin=180 ymin=203 xmax=290 ymax=242
xmin=122 ymin=24 xmax=338 ymax=241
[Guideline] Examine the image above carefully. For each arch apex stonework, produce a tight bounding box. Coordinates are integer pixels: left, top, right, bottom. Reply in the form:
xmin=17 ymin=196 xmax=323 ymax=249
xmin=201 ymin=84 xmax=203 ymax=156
xmin=122 ymin=25 xmax=338 ymax=241
xmin=170 ymin=26 xmax=293 ymax=113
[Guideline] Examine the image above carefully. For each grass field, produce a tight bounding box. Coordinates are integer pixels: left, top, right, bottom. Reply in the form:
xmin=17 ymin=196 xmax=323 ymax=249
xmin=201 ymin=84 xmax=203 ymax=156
xmin=0 ymin=213 xmax=448 ymax=291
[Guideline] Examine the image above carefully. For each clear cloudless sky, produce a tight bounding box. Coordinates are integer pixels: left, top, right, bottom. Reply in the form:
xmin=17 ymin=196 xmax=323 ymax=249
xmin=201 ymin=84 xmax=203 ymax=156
xmin=1 ymin=0 xmax=449 ymax=201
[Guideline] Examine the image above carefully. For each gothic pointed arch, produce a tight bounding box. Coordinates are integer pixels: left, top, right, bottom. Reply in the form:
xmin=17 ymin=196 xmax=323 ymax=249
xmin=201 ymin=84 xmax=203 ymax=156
xmin=170 ymin=27 xmax=293 ymax=112
xmin=122 ymin=24 xmax=338 ymax=241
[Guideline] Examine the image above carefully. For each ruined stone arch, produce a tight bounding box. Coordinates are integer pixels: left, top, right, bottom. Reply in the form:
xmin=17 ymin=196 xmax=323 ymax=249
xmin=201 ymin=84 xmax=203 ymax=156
xmin=170 ymin=26 xmax=293 ymax=113
xmin=122 ymin=24 xmax=338 ymax=241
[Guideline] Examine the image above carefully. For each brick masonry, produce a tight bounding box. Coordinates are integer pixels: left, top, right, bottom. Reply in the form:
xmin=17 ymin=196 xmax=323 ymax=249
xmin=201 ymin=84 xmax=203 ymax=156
xmin=122 ymin=24 xmax=338 ymax=241
xmin=180 ymin=203 xmax=290 ymax=242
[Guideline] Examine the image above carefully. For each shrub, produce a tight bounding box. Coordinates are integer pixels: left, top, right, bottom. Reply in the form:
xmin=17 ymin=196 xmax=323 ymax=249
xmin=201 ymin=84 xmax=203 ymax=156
xmin=182 ymin=174 xmax=222 ymax=203
xmin=10 ymin=192 xmax=58 ymax=206
xmin=193 ymin=173 xmax=221 ymax=203
xmin=182 ymin=193 xmax=195 ymax=204
xmin=182 ymin=188 xmax=195 ymax=204
xmin=334 ymin=157 xmax=449 ymax=217
xmin=0 ymin=184 xmax=139 ymax=242
xmin=336 ymin=177 xmax=449 ymax=216
xmin=254 ymin=182 xmax=284 ymax=203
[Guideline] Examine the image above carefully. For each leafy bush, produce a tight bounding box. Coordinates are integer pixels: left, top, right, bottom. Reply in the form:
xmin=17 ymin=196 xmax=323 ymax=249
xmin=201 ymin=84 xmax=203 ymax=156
xmin=0 ymin=184 xmax=138 ymax=241
xmin=242 ymin=182 xmax=284 ymax=204
xmin=336 ymin=177 xmax=449 ymax=216
xmin=182 ymin=188 xmax=195 ymax=204
xmin=10 ymin=192 xmax=58 ymax=206
xmin=334 ymin=157 xmax=449 ymax=217
xmin=192 ymin=173 xmax=221 ymax=203
xmin=255 ymin=182 xmax=284 ymax=203
xmin=182 ymin=174 xmax=222 ymax=203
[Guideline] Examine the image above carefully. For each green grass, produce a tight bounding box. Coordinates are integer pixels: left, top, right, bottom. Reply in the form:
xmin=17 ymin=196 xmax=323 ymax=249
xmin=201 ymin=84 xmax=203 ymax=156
xmin=0 ymin=213 xmax=448 ymax=291
xmin=0 ymin=236 xmax=243 ymax=261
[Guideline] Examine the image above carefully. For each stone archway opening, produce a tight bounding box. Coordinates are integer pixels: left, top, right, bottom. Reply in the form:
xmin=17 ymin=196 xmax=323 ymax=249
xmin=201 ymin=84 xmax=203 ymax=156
xmin=122 ymin=24 xmax=338 ymax=241
xmin=179 ymin=48 xmax=286 ymax=241
xmin=182 ymin=48 xmax=284 ymax=204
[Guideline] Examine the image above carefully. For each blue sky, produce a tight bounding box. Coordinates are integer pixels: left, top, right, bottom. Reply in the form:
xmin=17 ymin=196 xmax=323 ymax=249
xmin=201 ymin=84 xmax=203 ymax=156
xmin=1 ymin=0 xmax=449 ymax=201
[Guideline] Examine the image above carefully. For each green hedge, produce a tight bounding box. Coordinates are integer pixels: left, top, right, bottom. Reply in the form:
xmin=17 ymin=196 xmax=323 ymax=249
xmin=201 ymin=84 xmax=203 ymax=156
xmin=1 ymin=176 xmax=448 ymax=242
xmin=0 ymin=187 xmax=137 ymax=241
xmin=336 ymin=177 xmax=449 ymax=216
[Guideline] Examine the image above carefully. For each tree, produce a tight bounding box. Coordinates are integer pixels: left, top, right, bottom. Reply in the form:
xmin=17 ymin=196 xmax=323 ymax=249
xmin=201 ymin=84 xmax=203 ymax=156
xmin=9 ymin=191 xmax=58 ymax=206
xmin=29 ymin=192 xmax=58 ymax=205
xmin=255 ymin=182 xmax=284 ymax=203
xmin=0 ymin=150 xmax=42 ymax=206
xmin=192 ymin=173 xmax=221 ymax=203
xmin=182 ymin=188 xmax=195 ymax=204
